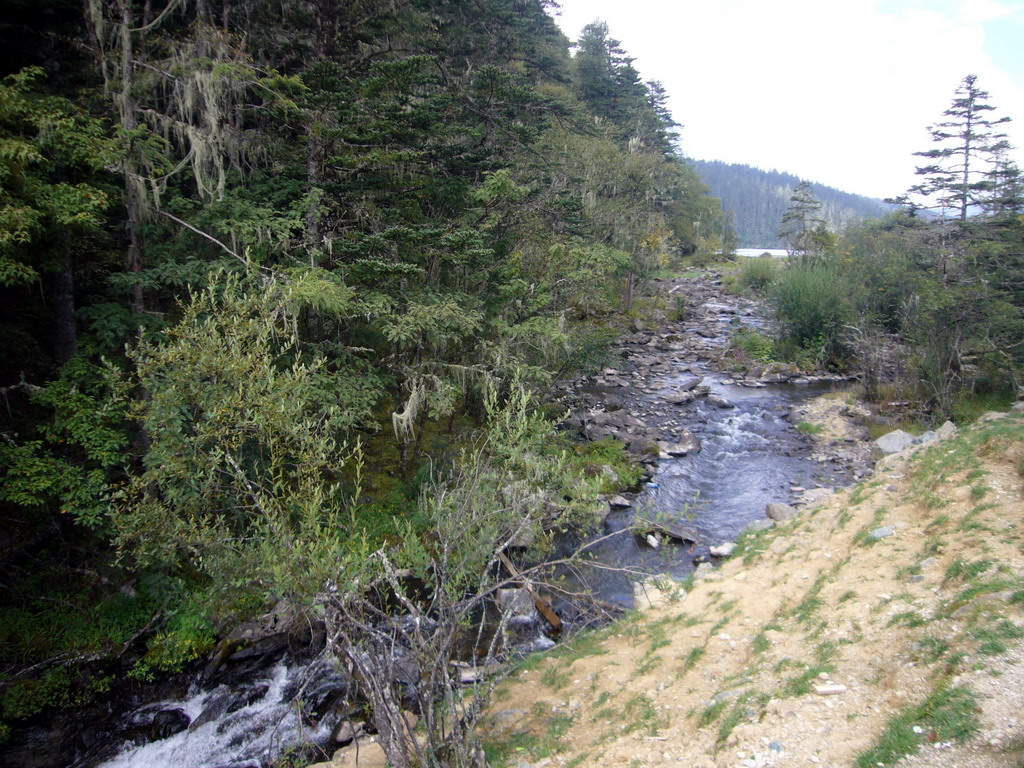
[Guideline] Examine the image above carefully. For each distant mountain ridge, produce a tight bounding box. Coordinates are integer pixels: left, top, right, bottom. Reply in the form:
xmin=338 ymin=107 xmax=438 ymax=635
xmin=692 ymin=159 xmax=894 ymax=248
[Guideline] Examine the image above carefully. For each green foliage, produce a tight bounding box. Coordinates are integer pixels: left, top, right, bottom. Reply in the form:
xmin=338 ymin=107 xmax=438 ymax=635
xmin=795 ymin=422 xmax=824 ymax=435
xmin=769 ymin=262 xmax=854 ymax=367
xmin=0 ymin=67 xmax=113 ymax=286
xmin=736 ymin=257 xmax=779 ymax=294
xmin=729 ymin=328 xmax=777 ymax=365
xmin=0 ymin=359 xmax=130 ymax=530
xmin=131 ymin=600 xmax=216 ymax=680
xmin=115 ymin=269 xmax=358 ymax=601
xmin=1 ymin=668 xmax=75 ymax=721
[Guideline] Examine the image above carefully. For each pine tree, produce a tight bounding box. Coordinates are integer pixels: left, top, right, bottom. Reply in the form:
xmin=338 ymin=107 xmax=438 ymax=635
xmin=909 ymin=74 xmax=1012 ymax=221
xmin=778 ymin=181 xmax=830 ymax=263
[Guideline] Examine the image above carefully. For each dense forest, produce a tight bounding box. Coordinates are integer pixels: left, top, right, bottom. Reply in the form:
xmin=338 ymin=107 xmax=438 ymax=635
xmin=693 ymin=159 xmax=892 ymax=247
xmin=0 ymin=2 xmax=728 ymax=765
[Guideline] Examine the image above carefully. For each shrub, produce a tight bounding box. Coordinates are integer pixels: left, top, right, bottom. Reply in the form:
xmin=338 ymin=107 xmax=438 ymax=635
xmin=769 ymin=262 xmax=853 ymax=367
xmin=737 ymin=256 xmax=779 ymax=294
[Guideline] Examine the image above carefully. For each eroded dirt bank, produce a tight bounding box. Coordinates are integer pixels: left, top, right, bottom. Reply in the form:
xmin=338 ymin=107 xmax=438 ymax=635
xmin=488 ymin=409 xmax=1024 ymax=768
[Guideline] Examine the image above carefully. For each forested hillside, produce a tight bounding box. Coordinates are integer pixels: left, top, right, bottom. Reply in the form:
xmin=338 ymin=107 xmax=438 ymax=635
xmin=693 ymin=159 xmax=892 ymax=247
xmin=0 ymin=3 xmax=727 ymax=763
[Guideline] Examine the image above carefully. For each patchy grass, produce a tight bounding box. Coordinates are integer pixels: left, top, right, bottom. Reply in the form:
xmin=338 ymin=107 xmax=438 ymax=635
xmin=795 ymin=421 xmax=824 ymax=435
xmin=855 ymin=686 xmax=980 ymax=767
xmin=622 ymin=694 xmax=667 ymax=736
xmin=781 ymin=662 xmax=835 ymax=698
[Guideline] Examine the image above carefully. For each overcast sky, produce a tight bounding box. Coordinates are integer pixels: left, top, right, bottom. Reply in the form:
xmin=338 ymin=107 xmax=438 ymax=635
xmin=548 ymin=0 xmax=1024 ymax=200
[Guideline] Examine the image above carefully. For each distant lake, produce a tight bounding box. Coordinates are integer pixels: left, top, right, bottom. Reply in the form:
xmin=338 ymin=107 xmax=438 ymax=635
xmin=734 ymin=248 xmax=790 ymax=258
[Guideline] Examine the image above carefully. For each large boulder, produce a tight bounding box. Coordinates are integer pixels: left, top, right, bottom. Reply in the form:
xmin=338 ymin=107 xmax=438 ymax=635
xmin=873 ymin=429 xmax=917 ymax=456
xmin=765 ymin=502 xmax=797 ymax=521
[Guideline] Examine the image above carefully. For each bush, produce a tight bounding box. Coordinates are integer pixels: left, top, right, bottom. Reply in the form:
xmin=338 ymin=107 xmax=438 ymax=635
xmin=737 ymin=256 xmax=779 ymax=294
xmin=769 ymin=263 xmax=854 ymax=367
xmin=731 ymin=328 xmax=776 ymax=364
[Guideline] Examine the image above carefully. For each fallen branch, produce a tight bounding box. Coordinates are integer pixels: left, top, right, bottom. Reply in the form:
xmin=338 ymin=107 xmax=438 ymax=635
xmin=495 ymin=550 xmax=562 ymax=634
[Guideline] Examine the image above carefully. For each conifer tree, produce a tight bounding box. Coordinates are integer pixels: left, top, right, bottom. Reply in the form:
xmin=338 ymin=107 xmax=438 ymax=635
xmin=909 ymin=74 xmax=1012 ymax=221
xmin=778 ymin=181 xmax=830 ymax=263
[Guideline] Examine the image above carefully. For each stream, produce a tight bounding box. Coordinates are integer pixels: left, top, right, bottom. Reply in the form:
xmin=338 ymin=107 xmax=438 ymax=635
xmin=78 ymin=275 xmax=870 ymax=768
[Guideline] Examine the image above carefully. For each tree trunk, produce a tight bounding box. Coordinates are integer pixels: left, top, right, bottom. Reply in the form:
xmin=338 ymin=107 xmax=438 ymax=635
xmin=50 ymin=255 xmax=77 ymax=365
xmin=117 ymin=0 xmax=146 ymax=327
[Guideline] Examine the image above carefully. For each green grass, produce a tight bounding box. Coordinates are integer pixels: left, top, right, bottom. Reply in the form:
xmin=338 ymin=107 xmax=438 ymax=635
xmin=781 ymin=663 xmax=835 ymax=698
xmin=971 ymin=619 xmax=1024 ymax=656
xmin=855 ymin=685 xmax=980 ymax=767
xmin=622 ymin=694 xmax=667 ymax=736
xmin=888 ymin=610 xmax=928 ymax=629
xmin=681 ymin=646 xmax=706 ymax=673
xmin=540 ymin=664 xmax=571 ymax=691
xmin=716 ymin=694 xmax=754 ymax=748
xmin=945 ymin=558 xmax=995 ymax=583
xmin=484 ymin=705 xmax=577 ymax=765
xmin=795 ymin=421 xmax=824 ymax=435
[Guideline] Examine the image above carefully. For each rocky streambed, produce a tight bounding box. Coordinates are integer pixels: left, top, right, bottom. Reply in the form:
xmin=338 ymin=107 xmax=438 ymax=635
xmin=548 ymin=272 xmax=875 ymax=606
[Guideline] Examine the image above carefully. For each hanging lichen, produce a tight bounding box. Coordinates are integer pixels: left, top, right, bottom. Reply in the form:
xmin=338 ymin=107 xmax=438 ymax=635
xmin=86 ymin=0 xmax=256 ymax=210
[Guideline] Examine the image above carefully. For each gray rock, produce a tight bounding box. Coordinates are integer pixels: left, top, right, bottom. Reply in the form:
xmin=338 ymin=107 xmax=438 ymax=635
xmin=765 ymin=502 xmax=797 ymax=521
xmin=936 ymin=420 xmax=958 ymax=440
xmin=607 ymin=494 xmax=631 ymax=509
xmin=707 ymin=394 xmax=735 ymax=408
xmin=666 ymin=390 xmax=695 ymax=406
xmin=496 ymin=588 xmax=535 ymax=618
xmin=870 ymin=526 xmax=895 ymax=540
xmin=709 ymin=542 xmax=737 ymax=557
xmin=660 ymin=432 xmax=702 ymax=456
xmin=693 ymin=561 xmax=716 ymax=579
xmin=745 ymin=518 xmax=776 ymax=533
xmin=873 ymin=429 xmax=917 ymax=456
xmin=800 ymin=487 xmax=835 ymax=505
xmin=677 ymin=375 xmax=704 ymax=391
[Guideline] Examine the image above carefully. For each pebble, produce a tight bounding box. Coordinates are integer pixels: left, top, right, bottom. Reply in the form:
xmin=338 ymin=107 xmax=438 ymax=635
xmin=814 ymin=683 xmax=848 ymax=695
xmin=870 ymin=526 xmax=895 ymax=540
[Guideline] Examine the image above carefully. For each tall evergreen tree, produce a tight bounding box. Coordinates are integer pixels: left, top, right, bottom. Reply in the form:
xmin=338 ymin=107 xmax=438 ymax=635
xmin=779 ymin=181 xmax=831 ymax=263
xmin=909 ymin=74 xmax=1012 ymax=221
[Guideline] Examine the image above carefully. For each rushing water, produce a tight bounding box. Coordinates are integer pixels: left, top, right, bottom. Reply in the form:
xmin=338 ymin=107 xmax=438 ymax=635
xmin=561 ymin=373 xmax=849 ymax=607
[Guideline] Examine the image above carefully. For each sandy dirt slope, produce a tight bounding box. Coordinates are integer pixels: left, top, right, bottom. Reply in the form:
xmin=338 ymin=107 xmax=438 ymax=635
xmin=485 ymin=408 xmax=1024 ymax=768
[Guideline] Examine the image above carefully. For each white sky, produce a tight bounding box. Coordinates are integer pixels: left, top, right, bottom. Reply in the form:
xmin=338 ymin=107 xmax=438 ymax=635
xmin=548 ymin=0 xmax=1024 ymax=200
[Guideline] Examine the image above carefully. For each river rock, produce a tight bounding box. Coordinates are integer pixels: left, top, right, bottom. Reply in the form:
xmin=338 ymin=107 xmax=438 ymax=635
xmin=666 ymin=390 xmax=695 ymax=405
xmin=873 ymin=429 xmax=917 ymax=456
xmin=677 ymin=375 xmax=704 ymax=391
xmin=799 ymin=487 xmax=834 ymax=505
xmin=496 ymin=588 xmax=535 ymax=619
xmin=745 ymin=518 xmax=775 ymax=533
xmin=659 ymin=432 xmax=702 ymax=456
xmin=765 ymin=502 xmax=797 ymax=521
xmin=692 ymin=561 xmax=717 ymax=580
xmin=633 ymin=576 xmax=686 ymax=609
xmin=706 ymin=395 xmax=734 ymax=409
xmin=814 ymin=683 xmax=848 ymax=696
xmin=637 ymin=518 xmax=699 ymax=543
xmin=311 ymin=737 xmax=387 ymax=768
xmin=709 ymin=542 xmax=737 ymax=557
xmin=607 ymin=494 xmax=632 ymax=509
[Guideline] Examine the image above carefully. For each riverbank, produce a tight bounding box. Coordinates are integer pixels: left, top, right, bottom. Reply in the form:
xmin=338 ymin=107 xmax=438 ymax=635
xmin=483 ymin=407 xmax=1024 ymax=768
